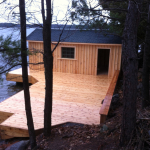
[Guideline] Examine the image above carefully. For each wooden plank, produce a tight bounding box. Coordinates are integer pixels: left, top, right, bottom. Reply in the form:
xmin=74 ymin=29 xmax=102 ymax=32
xmin=55 ymin=45 xmax=57 ymax=72
xmin=6 ymin=69 xmax=38 ymax=84
xmin=0 ymin=111 xmax=13 ymax=124
xmin=118 ymin=46 xmax=122 ymax=70
xmin=92 ymin=45 xmax=95 ymax=75
xmin=0 ymin=126 xmax=29 ymax=138
xmin=78 ymin=45 xmax=80 ymax=74
xmin=108 ymin=48 xmax=112 ymax=77
xmin=70 ymin=60 xmax=73 ymax=73
xmin=100 ymin=114 xmax=107 ymax=124
xmin=111 ymin=47 xmax=115 ymax=77
xmin=29 ymin=42 xmax=33 ymax=70
xmin=79 ymin=45 xmax=81 ymax=74
xmin=89 ymin=46 xmax=92 ymax=75
xmin=0 ymin=133 xmax=14 ymax=140
xmin=75 ymin=45 xmax=78 ymax=74
xmin=81 ymin=45 xmax=84 ymax=74
xmin=62 ymin=59 xmax=64 ymax=73
xmin=99 ymin=70 xmax=120 ymax=123
xmin=58 ymin=46 xmax=60 ymax=72
xmin=60 ymin=59 xmax=62 ymax=73
xmin=95 ymin=47 xmax=98 ymax=75
xmin=82 ymin=45 xmax=84 ymax=74
xmin=84 ymin=45 xmax=87 ymax=75
xmin=115 ymin=46 xmax=119 ymax=70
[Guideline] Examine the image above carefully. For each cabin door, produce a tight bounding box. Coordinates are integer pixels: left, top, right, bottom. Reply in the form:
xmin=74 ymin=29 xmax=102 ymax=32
xmin=97 ymin=49 xmax=110 ymax=75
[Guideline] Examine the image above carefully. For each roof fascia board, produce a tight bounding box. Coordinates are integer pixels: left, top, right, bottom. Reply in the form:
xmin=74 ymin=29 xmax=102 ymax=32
xmin=27 ymin=40 xmax=122 ymax=46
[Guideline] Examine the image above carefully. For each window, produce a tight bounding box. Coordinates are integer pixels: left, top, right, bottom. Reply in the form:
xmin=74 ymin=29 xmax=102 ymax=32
xmin=61 ymin=47 xmax=75 ymax=59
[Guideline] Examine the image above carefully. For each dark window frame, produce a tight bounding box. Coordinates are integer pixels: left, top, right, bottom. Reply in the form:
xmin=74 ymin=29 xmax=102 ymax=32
xmin=61 ymin=47 xmax=75 ymax=59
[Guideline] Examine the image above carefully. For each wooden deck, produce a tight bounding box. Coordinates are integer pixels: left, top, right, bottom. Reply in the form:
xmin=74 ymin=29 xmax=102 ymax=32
xmin=0 ymin=68 xmax=113 ymax=139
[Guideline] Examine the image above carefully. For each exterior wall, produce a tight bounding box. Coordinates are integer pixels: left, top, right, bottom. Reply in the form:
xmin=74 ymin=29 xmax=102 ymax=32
xmin=29 ymin=41 xmax=44 ymax=71
xmin=28 ymin=41 xmax=122 ymax=77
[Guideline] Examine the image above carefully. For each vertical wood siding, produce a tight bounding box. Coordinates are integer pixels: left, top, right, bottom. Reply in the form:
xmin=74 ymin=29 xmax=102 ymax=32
xmin=28 ymin=41 xmax=122 ymax=77
xmin=29 ymin=42 xmax=44 ymax=71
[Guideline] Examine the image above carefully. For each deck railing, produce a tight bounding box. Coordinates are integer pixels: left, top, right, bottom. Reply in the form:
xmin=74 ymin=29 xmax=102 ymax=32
xmin=99 ymin=70 xmax=120 ymax=124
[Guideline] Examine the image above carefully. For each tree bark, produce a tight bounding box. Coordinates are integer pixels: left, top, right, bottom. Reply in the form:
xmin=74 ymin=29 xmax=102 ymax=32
xmin=19 ymin=0 xmax=36 ymax=148
xmin=41 ymin=0 xmax=53 ymax=136
xmin=142 ymin=4 xmax=150 ymax=108
xmin=120 ymin=1 xmax=139 ymax=146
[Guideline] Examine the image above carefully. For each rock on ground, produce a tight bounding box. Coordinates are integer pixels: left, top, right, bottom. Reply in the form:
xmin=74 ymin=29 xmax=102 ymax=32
xmin=5 ymin=140 xmax=29 ymax=150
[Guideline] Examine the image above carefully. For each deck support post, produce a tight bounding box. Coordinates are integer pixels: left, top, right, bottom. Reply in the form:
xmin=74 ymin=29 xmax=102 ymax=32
xmin=100 ymin=114 xmax=107 ymax=124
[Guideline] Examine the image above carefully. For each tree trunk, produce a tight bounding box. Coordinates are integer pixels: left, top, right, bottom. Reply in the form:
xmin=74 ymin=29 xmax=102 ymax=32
xmin=43 ymin=24 xmax=53 ymax=136
xmin=19 ymin=0 xmax=36 ymax=148
xmin=41 ymin=0 xmax=53 ymax=136
xmin=142 ymin=4 xmax=150 ymax=108
xmin=120 ymin=1 xmax=139 ymax=146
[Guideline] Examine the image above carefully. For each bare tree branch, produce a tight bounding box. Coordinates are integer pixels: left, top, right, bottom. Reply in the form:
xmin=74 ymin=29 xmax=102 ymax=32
xmin=0 ymin=0 xmax=7 ymax=5
xmin=84 ymin=8 xmax=127 ymax=12
xmin=0 ymin=63 xmax=22 ymax=74
xmin=52 ymin=21 xmax=68 ymax=53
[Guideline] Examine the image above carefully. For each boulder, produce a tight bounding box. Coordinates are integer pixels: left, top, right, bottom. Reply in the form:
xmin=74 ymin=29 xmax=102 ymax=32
xmin=6 ymin=140 xmax=29 ymax=150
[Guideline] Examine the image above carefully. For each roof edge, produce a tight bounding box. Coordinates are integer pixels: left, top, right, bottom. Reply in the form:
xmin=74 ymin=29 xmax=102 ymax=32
xmin=27 ymin=40 xmax=122 ymax=46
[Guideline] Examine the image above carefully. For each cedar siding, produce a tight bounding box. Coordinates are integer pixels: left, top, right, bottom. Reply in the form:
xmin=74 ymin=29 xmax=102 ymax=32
xmin=28 ymin=41 xmax=122 ymax=78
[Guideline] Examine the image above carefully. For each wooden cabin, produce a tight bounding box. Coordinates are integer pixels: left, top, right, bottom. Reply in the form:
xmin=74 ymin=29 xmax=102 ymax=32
xmin=27 ymin=28 xmax=122 ymax=78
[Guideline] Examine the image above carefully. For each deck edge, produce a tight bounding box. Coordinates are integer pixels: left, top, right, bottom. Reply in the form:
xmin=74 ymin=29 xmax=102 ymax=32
xmin=99 ymin=70 xmax=120 ymax=124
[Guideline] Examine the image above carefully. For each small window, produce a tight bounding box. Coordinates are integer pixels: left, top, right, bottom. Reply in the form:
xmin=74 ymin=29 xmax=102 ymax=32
xmin=61 ymin=47 xmax=75 ymax=59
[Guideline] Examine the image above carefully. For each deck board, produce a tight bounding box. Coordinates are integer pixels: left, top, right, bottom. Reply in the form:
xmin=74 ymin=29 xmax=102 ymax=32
xmin=0 ymin=68 xmax=112 ymax=139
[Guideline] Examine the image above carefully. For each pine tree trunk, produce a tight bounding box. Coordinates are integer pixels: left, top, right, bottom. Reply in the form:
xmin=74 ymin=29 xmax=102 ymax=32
xmin=142 ymin=4 xmax=150 ymax=108
xmin=120 ymin=1 xmax=138 ymax=146
xmin=19 ymin=0 xmax=36 ymax=148
xmin=41 ymin=0 xmax=53 ymax=136
xmin=43 ymin=24 xmax=53 ymax=136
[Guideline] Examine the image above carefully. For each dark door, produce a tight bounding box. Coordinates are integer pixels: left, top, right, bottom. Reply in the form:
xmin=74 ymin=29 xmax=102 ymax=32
xmin=97 ymin=49 xmax=110 ymax=75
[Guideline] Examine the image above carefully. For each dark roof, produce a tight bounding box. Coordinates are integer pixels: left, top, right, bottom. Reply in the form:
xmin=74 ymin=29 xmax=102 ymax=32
xmin=0 ymin=23 xmax=78 ymax=29
xmin=27 ymin=29 xmax=122 ymax=44
xmin=0 ymin=23 xmax=19 ymax=28
xmin=0 ymin=23 xmax=40 ymax=28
